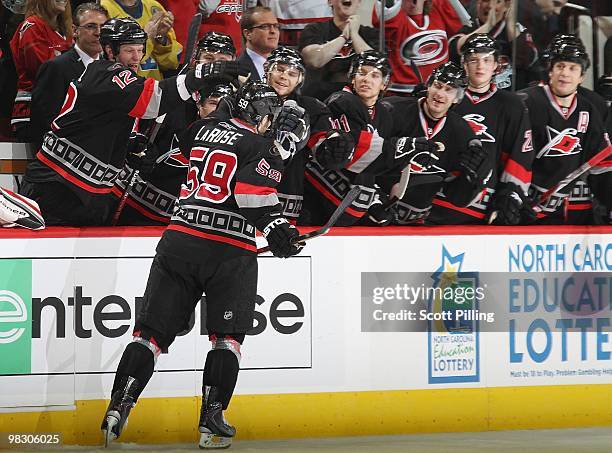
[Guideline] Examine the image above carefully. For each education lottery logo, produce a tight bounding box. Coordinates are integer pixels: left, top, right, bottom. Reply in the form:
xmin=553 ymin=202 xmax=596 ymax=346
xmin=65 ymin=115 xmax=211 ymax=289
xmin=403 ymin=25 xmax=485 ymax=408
xmin=427 ymin=247 xmax=480 ymax=384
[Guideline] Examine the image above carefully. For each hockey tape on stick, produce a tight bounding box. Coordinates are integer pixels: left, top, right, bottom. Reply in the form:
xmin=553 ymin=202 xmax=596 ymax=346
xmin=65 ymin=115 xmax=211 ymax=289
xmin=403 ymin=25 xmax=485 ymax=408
xmin=257 ymin=185 xmax=362 ymax=255
xmin=182 ymin=12 xmax=202 ymax=67
xmin=488 ymin=144 xmax=612 ymax=224
xmin=111 ymin=168 xmax=140 ymax=226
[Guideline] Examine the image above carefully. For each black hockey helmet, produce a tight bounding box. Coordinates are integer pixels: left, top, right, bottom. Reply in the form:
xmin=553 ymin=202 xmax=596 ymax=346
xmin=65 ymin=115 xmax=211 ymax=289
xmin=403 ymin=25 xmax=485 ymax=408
xmin=460 ymin=33 xmax=500 ymax=59
xmin=197 ymin=82 xmax=234 ymax=104
xmin=349 ymin=50 xmax=392 ymax=81
xmin=264 ymin=46 xmax=306 ymax=89
xmin=427 ymin=62 xmax=467 ymax=89
xmin=100 ymin=18 xmax=147 ymax=59
xmin=546 ymin=34 xmax=590 ymax=72
xmin=235 ymin=81 xmax=282 ymax=126
xmin=196 ymin=31 xmax=236 ymax=58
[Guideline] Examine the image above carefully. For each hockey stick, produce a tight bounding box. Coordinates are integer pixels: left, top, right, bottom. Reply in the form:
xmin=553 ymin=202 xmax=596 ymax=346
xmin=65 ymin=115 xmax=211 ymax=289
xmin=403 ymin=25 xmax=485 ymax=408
xmin=488 ymin=144 xmax=612 ymax=224
xmin=110 ymin=14 xmax=202 ymax=226
xmin=257 ymin=185 xmax=362 ymax=255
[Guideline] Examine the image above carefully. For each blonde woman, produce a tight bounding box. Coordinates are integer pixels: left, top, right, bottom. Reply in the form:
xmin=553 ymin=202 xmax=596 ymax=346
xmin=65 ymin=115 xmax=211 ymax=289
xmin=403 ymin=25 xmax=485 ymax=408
xmin=10 ymin=0 xmax=72 ymax=140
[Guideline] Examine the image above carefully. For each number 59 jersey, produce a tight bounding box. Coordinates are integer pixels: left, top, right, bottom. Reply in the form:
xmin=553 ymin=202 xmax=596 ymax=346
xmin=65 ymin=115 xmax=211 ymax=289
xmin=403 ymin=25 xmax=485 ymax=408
xmin=158 ymin=118 xmax=286 ymax=259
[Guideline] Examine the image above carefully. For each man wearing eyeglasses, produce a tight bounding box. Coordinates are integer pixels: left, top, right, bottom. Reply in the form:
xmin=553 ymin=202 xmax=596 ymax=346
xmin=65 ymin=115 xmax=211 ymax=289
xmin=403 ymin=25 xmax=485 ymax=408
xmin=237 ymin=6 xmax=279 ymax=81
xmin=30 ymin=2 xmax=109 ymax=148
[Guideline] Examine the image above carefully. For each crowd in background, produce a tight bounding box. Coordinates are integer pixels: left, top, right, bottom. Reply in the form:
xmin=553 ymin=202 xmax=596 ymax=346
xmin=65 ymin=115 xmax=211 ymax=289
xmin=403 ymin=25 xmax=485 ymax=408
xmin=0 ymin=0 xmax=610 ymax=229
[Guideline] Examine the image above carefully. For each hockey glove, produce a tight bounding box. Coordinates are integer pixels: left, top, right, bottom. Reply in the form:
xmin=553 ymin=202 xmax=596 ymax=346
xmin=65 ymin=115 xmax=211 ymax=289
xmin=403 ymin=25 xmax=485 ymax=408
xmin=459 ymin=139 xmax=488 ymax=185
xmin=312 ymin=129 xmax=355 ymax=170
xmin=185 ymin=61 xmax=248 ymax=92
xmin=260 ymin=217 xmax=304 ymax=258
xmin=367 ymin=200 xmax=396 ymax=226
xmin=125 ymin=133 xmax=159 ymax=177
xmin=490 ymin=183 xmax=531 ymax=225
xmin=272 ymin=100 xmax=310 ymax=160
xmin=391 ymin=136 xmax=441 ymax=172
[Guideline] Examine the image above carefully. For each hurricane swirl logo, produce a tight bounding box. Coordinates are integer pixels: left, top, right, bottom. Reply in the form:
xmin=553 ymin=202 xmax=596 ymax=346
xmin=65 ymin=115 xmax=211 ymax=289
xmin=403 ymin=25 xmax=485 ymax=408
xmin=400 ymin=30 xmax=448 ymax=66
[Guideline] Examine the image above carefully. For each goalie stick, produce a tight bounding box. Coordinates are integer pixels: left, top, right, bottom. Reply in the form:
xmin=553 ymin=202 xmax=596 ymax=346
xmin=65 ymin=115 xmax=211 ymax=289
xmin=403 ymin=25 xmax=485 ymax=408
xmin=110 ymin=13 xmax=202 ymax=226
xmin=257 ymin=185 xmax=362 ymax=255
xmin=488 ymin=144 xmax=612 ymax=224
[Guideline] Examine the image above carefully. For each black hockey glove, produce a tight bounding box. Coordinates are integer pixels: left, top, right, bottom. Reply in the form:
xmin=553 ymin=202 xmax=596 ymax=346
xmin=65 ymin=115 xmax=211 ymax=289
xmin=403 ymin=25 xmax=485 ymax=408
xmin=272 ymin=100 xmax=310 ymax=160
xmin=391 ymin=136 xmax=441 ymax=172
xmin=185 ymin=61 xmax=248 ymax=92
xmin=459 ymin=139 xmax=488 ymax=185
xmin=259 ymin=217 xmax=304 ymax=258
xmin=125 ymin=132 xmax=159 ymax=177
xmin=490 ymin=183 xmax=532 ymax=225
xmin=367 ymin=200 xmax=396 ymax=226
xmin=312 ymin=129 xmax=355 ymax=170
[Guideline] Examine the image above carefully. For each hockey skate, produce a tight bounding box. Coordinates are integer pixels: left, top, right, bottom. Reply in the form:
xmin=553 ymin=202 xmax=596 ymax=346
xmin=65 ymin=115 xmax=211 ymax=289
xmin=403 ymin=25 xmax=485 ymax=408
xmin=101 ymin=376 xmax=140 ymax=447
xmin=198 ymin=387 xmax=235 ymax=449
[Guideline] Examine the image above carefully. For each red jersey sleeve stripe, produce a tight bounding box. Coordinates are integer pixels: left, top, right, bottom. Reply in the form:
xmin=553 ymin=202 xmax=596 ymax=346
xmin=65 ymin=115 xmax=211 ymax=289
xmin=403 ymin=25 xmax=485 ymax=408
xmin=129 ymin=78 xmax=157 ymax=118
xmin=235 ymin=181 xmax=277 ymax=196
xmin=349 ymin=130 xmax=373 ymax=167
xmin=503 ymin=159 xmax=531 ymax=184
xmin=307 ymin=131 xmax=326 ymax=149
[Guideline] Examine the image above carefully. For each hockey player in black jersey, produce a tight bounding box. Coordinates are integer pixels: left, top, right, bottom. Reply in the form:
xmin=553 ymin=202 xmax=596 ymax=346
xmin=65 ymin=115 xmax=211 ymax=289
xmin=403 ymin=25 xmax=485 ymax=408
xmin=19 ymin=19 xmax=243 ymax=226
xmin=303 ymin=50 xmax=443 ymax=226
xmin=110 ymin=31 xmax=242 ymax=225
xmin=382 ymin=62 xmax=489 ymax=224
xmin=101 ymin=81 xmax=308 ymax=448
xmin=519 ymin=36 xmax=612 ymax=224
xmin=429 ymin=34 xmax=534 ymax=225
xmin=263 ymin=46 xmax=355 ymax=223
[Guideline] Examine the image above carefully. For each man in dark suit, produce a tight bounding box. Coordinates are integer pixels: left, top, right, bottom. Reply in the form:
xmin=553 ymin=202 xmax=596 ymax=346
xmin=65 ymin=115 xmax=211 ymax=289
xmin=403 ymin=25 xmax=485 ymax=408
xmin=30 ymin=2 xmax=109 ymax=147
xmin=237 ymin=6 xmax=279 ymax=82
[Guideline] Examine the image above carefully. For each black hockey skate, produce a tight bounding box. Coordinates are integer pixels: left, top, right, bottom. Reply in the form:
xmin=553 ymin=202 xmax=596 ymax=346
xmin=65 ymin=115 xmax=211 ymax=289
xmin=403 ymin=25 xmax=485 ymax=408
xmin=198 ymin=387 xmax=235 ymax=449
xmin=101 ymin=376 xmax=140 ymax=447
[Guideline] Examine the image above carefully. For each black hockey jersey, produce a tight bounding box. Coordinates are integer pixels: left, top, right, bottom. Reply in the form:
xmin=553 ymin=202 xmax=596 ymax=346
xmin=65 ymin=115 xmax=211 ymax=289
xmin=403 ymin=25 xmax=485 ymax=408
xmin=429 ymin=85 xmax=533 ymax=224
xmin=24 ymin=60 xmax=191 ymax=207
xmin=276 ymin=93 xmax=333 ymax=222
xmin=157 ymin=118 xmax=286 ymax=258
xmin=381 ymin=97 xmax=481 ymax=225
xmin=301 ymin=89 xmax=397 ymax=226
xmin=520 ymin=84 xmax=611 ymax=224
xmin=111 ymin=102 xmax=197 ymax=225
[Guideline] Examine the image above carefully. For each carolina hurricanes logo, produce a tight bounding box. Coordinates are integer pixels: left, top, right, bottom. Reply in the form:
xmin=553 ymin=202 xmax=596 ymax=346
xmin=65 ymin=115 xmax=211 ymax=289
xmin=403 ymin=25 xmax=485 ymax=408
xmin=540 ymin=126 xmax=582 ymax=158
xmin=462 ymin=114 xmax=495 ymax=143
xmin=163 ymin=135 xmax=189 ymax=167
xmin=400 ymin=30 xmax=448 ymax=67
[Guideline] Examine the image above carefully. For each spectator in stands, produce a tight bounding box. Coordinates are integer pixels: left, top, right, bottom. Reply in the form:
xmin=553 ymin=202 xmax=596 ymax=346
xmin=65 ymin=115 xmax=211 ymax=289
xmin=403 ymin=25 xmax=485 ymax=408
xmin=260 ymin=0 xmax=332 ymax=47
xmin=372 ymin=0 xmax=463 ymax=95
xmin=198 ymin=0 xmax=256 ymax=56
xmin=30 ymin=2 xmax=108 ymax=148
xmin=299 ymin=0 xmax=377 ymax=101
xmin=10 ymin=0 xmax=73 ymax=142
xmin=0 ymin=0 xmax=24 ymax=140
xmin=237 ymin=6 xmax=278 ymax=81
xmin=449 ymin=0 xmax=539 ymax=90
xmin=157 ymin=0 xmax=195 ymax=50
xmin=101 ymin=0 xmax=181 ymax=80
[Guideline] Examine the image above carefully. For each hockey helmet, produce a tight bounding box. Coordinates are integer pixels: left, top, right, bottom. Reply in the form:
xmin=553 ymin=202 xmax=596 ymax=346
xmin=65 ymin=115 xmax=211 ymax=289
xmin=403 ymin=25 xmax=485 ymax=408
xmin=349 ymin=50 xmax=392 ymax=81
xmin=100 ymin=18 xmax=147 ymax=58
xmin=460 ymin=33 xmax=500 ymax=59
xmin=427 ymin=62 xmax=467 ymax=89
xmin=196 ymin=31 xmax=236 ymax=58
xmin=197 ymin=82 xmax=234 ymax=104
xmin=264 ymin=46 xmax=306 ymax=89
xmin=2 ymin=0 xmax=26 ymax=14
xmin=235 ymin=81 xmax=283 ymax=127
xmin=546 ymin=34 xmax=590 ymax=72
